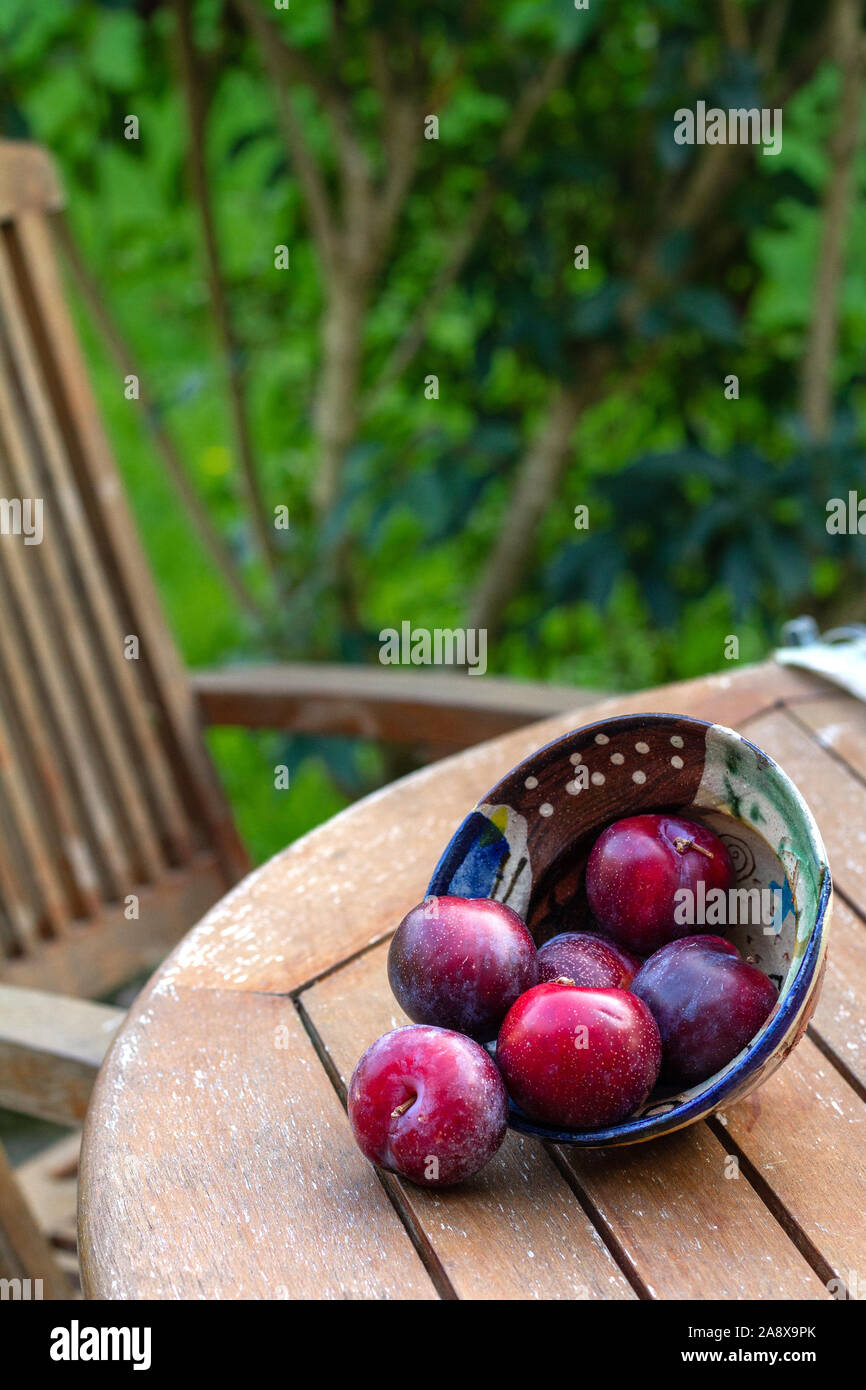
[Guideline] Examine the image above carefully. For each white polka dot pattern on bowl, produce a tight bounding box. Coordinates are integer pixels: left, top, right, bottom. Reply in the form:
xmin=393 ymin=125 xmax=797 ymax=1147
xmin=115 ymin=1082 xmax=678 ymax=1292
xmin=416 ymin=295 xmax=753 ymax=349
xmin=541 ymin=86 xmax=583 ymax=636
xmin=508 ymin=723 xmax=699 ymax=819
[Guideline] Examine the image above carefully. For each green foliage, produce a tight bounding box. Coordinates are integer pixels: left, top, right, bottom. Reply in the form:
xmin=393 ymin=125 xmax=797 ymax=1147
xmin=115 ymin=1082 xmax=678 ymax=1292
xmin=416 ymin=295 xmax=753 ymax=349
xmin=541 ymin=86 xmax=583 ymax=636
xmin=2 ymin=0 xmax=865 ymax=861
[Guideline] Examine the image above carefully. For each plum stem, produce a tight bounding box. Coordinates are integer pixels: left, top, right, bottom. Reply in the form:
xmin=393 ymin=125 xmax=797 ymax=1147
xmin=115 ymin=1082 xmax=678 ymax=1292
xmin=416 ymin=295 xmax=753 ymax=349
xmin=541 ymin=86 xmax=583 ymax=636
xmin=554 ymin=976 xmax=576 ymax=986
xmin=673 ymin=836 xmax=714 ymax=860
xmin=391 ymin=1096 xmax=415 ymax=1118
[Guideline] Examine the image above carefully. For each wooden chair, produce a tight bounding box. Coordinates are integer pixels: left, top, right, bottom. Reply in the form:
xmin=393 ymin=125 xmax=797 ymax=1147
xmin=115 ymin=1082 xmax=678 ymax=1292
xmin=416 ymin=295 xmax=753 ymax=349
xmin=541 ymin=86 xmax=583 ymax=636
xmin=0 ymin=139 xmax=591 ymax=1296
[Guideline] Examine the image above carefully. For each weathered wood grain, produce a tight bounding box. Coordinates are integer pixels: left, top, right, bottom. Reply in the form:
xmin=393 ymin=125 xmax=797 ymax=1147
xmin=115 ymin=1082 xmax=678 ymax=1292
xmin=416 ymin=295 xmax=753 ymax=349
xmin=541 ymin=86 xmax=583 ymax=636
xmin=0 ymin=139 xmax=248 ymax=998
xmin=788 ymin=695 xmax=866 ymax=785
xmin=15 ymin=208 xmax=250 ymax=885
xmin=745 ymin=708 xmax=866 ymax=910
xmin=810 ymin=896 xmax=866 ymax=1092
xmin=717 ymin=1034 xmax=866 ymax=1287
xmin=0 ymin=860 xmax=227 ymax=998
xmin=0 ymin=236 xmax=166 ymax=885
xmin=15 ymin=1132 xmax=82 ymax=1284
xmin=305 ymin=944 xmax=828 ymax=1300
xmin=79 ymin=986 xmax=437 ymax=1299
xmin=0 ymin=985 xmax=123 ymax=1126
xmin=79 ymin=662 xmax=861 ymax=1301
xmin=194 ymin=663 xmax=605 ymax=749
xmin=0 ymin=1140 xmax=73 ymax=1298
xmin=558 ymin=1123 xmax=829 ymax=1301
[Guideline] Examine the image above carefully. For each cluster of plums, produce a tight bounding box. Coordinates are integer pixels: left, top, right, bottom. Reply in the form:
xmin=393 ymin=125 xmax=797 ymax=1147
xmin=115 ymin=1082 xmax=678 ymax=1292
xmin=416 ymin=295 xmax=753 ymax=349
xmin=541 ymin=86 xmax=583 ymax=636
xmin=348 ymin=813 xmax=779 ymax=1187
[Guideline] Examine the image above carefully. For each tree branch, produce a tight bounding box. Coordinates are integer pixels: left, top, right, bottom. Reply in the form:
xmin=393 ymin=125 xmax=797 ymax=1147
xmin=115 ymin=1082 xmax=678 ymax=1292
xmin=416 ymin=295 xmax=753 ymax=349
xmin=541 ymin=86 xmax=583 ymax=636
xmin=173 ymin=0 xmax=284 ymax=590
xmin=372 ymin=92 xmax=424 ymax=261
xmin=469 ymin=121 xmax=747 ymax=641
xmin=366 ymin=48 xmax=571 ymax=409
xmin=757 ymin=0 xmax=792 ymax=70
xmin=719 ymin=0 xmax=749 ymax=51
xmin=468 ymin=385 xmax=586 ymax=637
xmin=53 ymin=214 xmax=266 ymax=626
xmin=236 ymin=0 xmax=372 ymax=248
xmin=800 ymin=0 xmax=865 ymax=441
xmin=235 ymin=0 xmax=338 ymax=268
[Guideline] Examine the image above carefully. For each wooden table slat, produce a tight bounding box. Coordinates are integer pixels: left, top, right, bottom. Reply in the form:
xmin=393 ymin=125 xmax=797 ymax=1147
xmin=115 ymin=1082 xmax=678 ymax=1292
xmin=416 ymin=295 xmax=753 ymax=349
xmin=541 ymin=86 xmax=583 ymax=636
xmin=786 ymin=695 xmax=866 ymax=786
xmin=716 ymin=1035 xmax=866 ymax=1288
xmin=742 ymin=707 xmax=866 ymax=914
xmin=559 ymin=1125 xmax=829 ymax=1301
xmin=809 ymin=896 xmax=866 ymax=1095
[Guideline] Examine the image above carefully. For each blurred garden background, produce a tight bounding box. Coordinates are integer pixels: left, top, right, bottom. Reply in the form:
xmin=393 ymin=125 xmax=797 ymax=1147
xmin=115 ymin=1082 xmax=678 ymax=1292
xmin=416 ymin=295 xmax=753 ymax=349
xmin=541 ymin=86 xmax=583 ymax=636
xmin=1 ymin=0 xmax=865 ymax=862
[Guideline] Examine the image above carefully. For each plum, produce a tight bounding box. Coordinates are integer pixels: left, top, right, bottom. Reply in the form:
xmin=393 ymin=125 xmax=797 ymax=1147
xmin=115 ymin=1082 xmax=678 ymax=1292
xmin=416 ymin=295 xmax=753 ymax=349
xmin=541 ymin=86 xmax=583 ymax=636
xmin=586 ymin=813 xmax=735 ymax=956
xmin=348 ymin=1025 xmax=508 ymax=1186
xmin=631 ymin=934 xmax=778 ymax=1085
xmin=387 ymin=895 xmax=537 ymax=1042
xmin=536 ymin=931 xmax=642 ymax=989
xmin=496 ymin=982 xmax=662 ymax=1130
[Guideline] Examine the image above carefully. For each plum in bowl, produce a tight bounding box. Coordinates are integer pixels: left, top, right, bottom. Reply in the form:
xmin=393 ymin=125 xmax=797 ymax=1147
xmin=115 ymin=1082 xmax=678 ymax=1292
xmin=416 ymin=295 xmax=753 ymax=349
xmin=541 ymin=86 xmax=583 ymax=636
xmin=426 ymin=713 xmax=832 ymax=1147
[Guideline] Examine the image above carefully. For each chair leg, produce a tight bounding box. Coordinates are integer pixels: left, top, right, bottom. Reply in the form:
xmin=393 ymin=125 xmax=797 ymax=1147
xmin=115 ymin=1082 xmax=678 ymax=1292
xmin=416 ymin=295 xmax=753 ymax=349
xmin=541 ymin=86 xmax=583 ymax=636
xmin=0 ymin=1140 xmax=73 ymax=1299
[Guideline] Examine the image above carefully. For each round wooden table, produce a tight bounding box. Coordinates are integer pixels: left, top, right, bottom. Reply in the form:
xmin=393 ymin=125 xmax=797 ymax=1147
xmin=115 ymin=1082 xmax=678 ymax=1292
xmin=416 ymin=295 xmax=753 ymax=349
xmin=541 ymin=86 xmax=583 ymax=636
xmin=79 ymin=664 xmax=866 ymax=1300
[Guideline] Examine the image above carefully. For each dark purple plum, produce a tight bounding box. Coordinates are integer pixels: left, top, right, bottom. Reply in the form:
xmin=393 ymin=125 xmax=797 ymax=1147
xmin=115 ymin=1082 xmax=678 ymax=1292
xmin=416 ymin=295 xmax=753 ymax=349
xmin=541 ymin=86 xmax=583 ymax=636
xmin=586 ymin=813 xmax=735 ymax=956
xmin=496 ymin=982 xmax=662 ymax=1130
xmin=537 ymin=931 xmax=642 ymax=989
xmin=348 ymin=1025 xmax=508 ymax=1186
xmin=387 ymin=895 xmax=537 ymax=1042
xmin=631 ymin=934 xmax=778 ymax=1086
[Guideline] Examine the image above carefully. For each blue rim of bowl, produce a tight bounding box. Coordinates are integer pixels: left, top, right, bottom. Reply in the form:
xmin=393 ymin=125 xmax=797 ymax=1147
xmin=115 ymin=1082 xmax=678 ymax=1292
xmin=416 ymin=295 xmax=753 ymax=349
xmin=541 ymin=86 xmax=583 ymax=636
xmin=426 ymin=711 xmax=833 ymax=1146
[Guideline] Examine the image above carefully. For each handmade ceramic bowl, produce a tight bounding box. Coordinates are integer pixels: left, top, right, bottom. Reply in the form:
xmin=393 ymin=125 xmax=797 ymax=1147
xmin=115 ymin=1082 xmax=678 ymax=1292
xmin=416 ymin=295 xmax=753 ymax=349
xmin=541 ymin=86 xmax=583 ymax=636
xmin=427 ymin=713 xmax=832 ymax=1146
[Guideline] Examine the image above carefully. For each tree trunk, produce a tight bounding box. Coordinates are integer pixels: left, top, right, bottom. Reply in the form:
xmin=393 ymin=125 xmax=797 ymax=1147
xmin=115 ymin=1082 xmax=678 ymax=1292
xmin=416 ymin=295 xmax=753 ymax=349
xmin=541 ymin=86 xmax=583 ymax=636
xmin=800 ymin=0 xmax=865 ymax=442
xmin=313 ymin=273 xmax=369 ymax=515
xmin=468 ymin=385 xmax=585 ymax=638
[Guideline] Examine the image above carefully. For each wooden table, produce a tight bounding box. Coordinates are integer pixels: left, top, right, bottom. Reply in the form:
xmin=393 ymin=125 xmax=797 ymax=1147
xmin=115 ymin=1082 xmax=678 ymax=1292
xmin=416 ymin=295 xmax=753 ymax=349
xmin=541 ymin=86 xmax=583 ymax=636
xmin=79 ymin=663 xmax=866 ymax=1300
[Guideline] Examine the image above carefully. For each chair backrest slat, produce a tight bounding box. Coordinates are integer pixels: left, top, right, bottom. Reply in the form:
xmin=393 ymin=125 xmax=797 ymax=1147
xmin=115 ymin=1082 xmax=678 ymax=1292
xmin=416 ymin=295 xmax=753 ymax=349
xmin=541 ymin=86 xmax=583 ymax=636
xmin=0 ymin=692 xmax=69 ymax=938
xmin=0 ymin=531 xmax=104 ymax=920
xmin=0 ymin=140 xmax=248 ymax=996
xmin=0 ymin=248 xmax=167 ymax=887
xmin=0 ymin=389 xmax=133 ymax=898
xmin=0 ymin=227 xmax=190 ymax=878
xmin=11 ymin=206 xmax=247 ymax=880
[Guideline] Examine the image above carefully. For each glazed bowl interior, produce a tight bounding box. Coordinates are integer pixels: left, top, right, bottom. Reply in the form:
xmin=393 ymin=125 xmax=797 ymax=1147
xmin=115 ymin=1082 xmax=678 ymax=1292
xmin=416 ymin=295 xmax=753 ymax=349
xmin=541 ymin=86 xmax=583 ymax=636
xmin=427 ymin=713 xmax=831 ymax=1146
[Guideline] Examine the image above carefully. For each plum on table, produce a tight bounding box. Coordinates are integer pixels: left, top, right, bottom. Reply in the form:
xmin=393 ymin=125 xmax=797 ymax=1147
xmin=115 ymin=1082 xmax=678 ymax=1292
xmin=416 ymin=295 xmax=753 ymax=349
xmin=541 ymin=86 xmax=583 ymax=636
xmin=348 ymin=1025 xmax=509 ymax=1186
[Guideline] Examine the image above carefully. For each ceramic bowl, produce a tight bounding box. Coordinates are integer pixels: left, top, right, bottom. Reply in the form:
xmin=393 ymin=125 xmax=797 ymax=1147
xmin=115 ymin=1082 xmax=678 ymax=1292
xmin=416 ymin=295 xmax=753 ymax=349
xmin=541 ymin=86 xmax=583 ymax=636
xmin=427 ymin=712 xmax=832 ymax=1146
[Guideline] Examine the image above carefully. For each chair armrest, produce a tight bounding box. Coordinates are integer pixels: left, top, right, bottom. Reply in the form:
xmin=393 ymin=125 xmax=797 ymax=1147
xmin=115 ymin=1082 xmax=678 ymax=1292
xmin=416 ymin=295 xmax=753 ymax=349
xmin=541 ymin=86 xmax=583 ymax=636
xmin=0 ymin=986 xmax=124 ymax=1127
xmin=191 ymin=663 xmax=602 ymax=749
